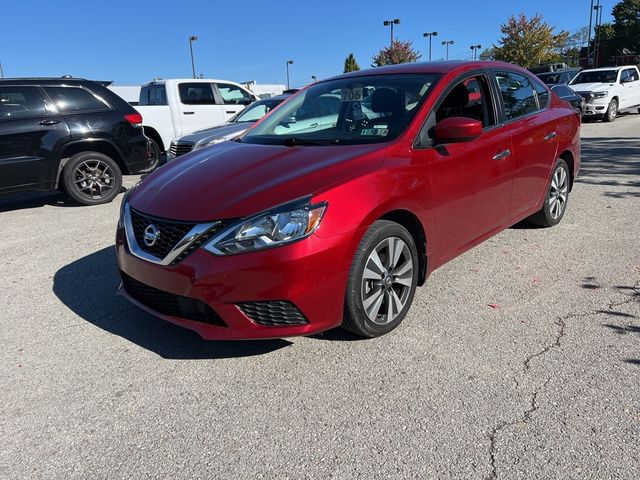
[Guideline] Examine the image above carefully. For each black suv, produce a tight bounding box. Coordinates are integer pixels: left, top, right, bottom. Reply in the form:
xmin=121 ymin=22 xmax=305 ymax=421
xmin=0 ymin=77 xmax=153 ymax=205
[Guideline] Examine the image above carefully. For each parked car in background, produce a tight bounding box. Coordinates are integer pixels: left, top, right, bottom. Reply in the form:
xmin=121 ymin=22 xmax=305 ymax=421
xmin=0 ymin=77 xmax=152 ymax=205
xmin=136 ymin=79 xmax=258 ymax=160
xmin=536 ymin=69 xmax=580 ymax=86
xmin=569 ymin=65 xmax=640 ymax=121
xmin=116 ymin=61 xmax=580 ymax=340
xmin=168 ymin=92 xmax=294 ymax=159
xmin=551 ymin=85 xmax=585 ymax=117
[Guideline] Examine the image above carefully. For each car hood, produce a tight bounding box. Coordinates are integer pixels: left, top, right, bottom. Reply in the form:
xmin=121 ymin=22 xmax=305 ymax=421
xmin=178 ymin=122 xmax=252 ymax=144
xmin=570 ymin=82 xmax=615 ymax=92
xmin=129 ymin=140 xmax=385 ymax=221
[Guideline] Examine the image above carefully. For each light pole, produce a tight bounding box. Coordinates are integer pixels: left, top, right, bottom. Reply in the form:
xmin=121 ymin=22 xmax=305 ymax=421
xmin=311 ymin=75 xmax=317 ymax=82
xmin=593 ymin=2 xmax=603 ymax=68
xmin=286 ymin=60 xmax=294 ymax=89
xmin=188 ymin=35 xmax=198 ymax=79
xmin=442 ymin=40 xmax=454 ymax=60
xmin=423 ymin=32 xmax=438 ymax=61
xmin=587 ymin=0 xmax=595 ymax=67
xmin=383 ymin=18 xmax=400 ymax=45
xmin=470 ymin=44 xmax=482 ymax=60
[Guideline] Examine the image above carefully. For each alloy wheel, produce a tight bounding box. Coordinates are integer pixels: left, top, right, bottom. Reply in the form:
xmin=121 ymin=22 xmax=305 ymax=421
xmin=73 ymin=160 xmax=116 ymax=200
xmin=361 ymin=237 xmax=414 ymax=325
xmin=549 ymin=165 xmax=568 ymax=220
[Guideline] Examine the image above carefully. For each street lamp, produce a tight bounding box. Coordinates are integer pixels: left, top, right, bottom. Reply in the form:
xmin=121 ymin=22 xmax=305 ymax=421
xmin=286 ymin=60 xmax=294 ymax=89
xmin=442 ymin=40 xmax=454 ymax=60
xmin=383 ymin=18 xmax=400 ymax=45
xmin=470 ymin=44 xmax=482 ymax=61
xmin=188 ymin=35 xmax=198 ymax=79
xmin=423 ymin=31 xmax=438 ymax=61
xmin=593 ymin=2 xmax=603 ymax=67
xmin=311 ymin=75 xmax=317 ymax=82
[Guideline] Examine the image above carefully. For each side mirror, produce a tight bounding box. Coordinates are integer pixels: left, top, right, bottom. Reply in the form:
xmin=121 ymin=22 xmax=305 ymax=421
xmin=434 ymin=117 xmax=482 ymax=144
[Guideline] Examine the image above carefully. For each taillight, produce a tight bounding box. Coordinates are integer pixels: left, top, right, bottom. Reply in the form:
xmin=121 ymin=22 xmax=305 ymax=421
xmin=125 ymin=113 xmax=143 ymax=126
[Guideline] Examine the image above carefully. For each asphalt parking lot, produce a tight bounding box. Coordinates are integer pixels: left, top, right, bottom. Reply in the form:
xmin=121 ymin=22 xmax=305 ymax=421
xmin=2 ymin=114 xmax=639 ymax=479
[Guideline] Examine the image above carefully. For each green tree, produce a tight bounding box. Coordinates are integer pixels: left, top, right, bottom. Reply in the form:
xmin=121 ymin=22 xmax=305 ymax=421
xmin=343 ymin=53 xmax=361 ymax=73
xmin=372 ymin=40 xmax=422 ymax=67
xmin=492 ymin=13 xmax=569 ymax=68
xmin=612 ymin=0 xmax=640 ymax=53
xmin=479 ymin=46 xmax=497 ymax=60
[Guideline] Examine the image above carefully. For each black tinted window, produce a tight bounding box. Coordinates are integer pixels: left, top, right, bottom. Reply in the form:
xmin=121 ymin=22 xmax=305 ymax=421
xmin=551 ymin=85 xmax=574 ymax=98
xmin=496 ymin=71 xmax=539 ymax=120
xmin=139 ymin=84 xmax=167 ymax=105
xmin=0 ymin=86 xmax=46 ymax=119
xmin=215 ymin=83 xmax=252 ymax=105
xmin=179 ymin=83 xmax=216 ymax=105
xmin=44 ymin=87 xmax=108 ymax=112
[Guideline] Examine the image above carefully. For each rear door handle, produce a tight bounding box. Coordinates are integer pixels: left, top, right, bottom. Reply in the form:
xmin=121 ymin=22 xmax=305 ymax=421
xmin=183 ymin=111 xmax=194 ymax=115
xmin=544 ymin=132 xmax=557 ymax=141
xmin=493 ymin=149 xmax=511 ymax=161
xmin=39 ymin=119 xmax=60 ymax=126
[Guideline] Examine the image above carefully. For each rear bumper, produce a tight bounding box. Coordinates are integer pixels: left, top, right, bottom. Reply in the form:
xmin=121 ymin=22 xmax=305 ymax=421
xmin=123 ymin=136 xmax=154 ymax=174
xmin=115 ymin=226 xmax=362 ymax=339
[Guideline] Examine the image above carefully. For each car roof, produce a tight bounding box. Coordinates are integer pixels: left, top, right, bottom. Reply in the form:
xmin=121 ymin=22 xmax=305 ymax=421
xmin=261 ymin=93 xmax=292 ymax=101
xmin=578 ymin=67 xmax=624 ymax=73
xmin=0 ymin=77 xmax=104 ymax=85
xmin=321 ymin=60 xmax=527 ymax=82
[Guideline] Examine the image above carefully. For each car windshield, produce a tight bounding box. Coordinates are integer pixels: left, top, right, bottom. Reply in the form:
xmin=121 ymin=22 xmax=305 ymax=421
xmin=571 ymin=70 xmax=618 ymax=84
xmin=232 ymin=98 xmax=284 ymax=123
xmin=241 ymin=73 xmax=440 ymax=146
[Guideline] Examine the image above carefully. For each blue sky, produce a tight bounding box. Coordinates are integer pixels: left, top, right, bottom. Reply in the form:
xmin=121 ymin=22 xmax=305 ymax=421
xmin=0 ymin=0 xmax=611 ymax=87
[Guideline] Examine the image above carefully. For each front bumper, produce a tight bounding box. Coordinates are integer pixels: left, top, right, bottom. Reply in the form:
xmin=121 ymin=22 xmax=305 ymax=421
xmin=115 ymin=226 xmax=361 ymax=339
xmin=581 ymin=98 xmax=609 ymax=117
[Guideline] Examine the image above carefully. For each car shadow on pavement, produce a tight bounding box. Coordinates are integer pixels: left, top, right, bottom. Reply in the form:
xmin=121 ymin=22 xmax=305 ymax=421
xmin=577 ymin=136 xmax=640 ymax=198
xmin=53 ymin=246 xmax=292 ymax=359
xmin=0 ymin=187 xmax=130 ymax=213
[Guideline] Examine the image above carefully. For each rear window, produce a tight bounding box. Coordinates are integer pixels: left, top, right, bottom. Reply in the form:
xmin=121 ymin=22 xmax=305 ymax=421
xmin=139 ymin=84 xmax=167 ymax=106
xmin=44 ymin=87 xmax=109 ymax=112
xmin=0 ymin=86 xmax=47 ymax=119
xmin=179 ymin=83 xmax=216 ymax=105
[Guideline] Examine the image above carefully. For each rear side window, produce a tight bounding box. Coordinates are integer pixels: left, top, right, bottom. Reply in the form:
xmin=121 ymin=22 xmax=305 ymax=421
xmin=44 ymin=87 xmax=108 ymax=112
xmin=139 ymin=84 xmax=167 ymax=105
xmin=495 ymin=71 xmax=539 ymax=120
xmin=215 ymin=83 xmax=252 ymax=105
xmin=531 ymin=76 xmax=551 ymax=109
xmin=0 ymin=86 xmax=46 ymax=119
xmin=179 ymin=83 xmax=216 ymax=105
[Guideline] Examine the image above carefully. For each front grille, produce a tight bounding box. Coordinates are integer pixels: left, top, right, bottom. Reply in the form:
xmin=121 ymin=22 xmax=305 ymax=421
xmin=237 ymin=301 xmax=309 ymax=326
xmin=170 ymin=141 xmax=194 ymax=158
xmin=131 ymin=208 xmax=195 ymax=259
xmin=121 ymin=272 xmax=225 ymax=326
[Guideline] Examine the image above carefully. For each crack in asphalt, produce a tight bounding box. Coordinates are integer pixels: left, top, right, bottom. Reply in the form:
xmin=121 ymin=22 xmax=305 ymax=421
xmin=487 ymin=283 xmax=640 ymax=479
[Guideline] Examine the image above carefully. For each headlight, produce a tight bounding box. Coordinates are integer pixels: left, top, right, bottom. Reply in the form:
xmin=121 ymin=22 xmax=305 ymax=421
xmin=194 ymin=137 xmax=226 ymax=150
xmin=593 ymin=91 xmax=608 ymax=98
xmin=203 ymin=200 xmax=327 ymax=255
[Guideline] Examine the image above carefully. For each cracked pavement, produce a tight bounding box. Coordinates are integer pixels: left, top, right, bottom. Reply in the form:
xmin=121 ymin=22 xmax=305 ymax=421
xmin=1 ymin=114 xmax=639 ymax=479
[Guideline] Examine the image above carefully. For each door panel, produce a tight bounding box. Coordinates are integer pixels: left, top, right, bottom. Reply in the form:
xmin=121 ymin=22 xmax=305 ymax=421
xmin=425 ymin=125 xmax=513 ymax=262
xmin=0 ymin=86 xmax=69 ymax=191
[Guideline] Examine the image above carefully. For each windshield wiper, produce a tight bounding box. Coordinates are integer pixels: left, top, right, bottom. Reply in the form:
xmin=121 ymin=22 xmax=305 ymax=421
xmin=281 ymin=137 xmax=340 ymax=146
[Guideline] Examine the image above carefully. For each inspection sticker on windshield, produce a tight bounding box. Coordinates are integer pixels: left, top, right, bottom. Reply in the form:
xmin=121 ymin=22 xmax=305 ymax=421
xmin=361 ymin=128 xmax=389 ymax=136
xmin=341 ymin=86 xmax=363 ymax=102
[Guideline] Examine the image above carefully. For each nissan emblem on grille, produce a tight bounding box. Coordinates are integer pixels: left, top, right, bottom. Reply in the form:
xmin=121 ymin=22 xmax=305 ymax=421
xmin=143 ymin=224 xmax=160 ymax=247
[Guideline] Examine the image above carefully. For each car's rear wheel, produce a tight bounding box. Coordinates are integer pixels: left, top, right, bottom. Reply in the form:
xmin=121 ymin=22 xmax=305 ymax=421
xmin=604 ymin=98 xmax=618 ymax=122
xmin=342 ymin=220 xmax=419 ymax=338
xmin=63 ymin=152 xmax=122 ymax=205
xmin=527 ymin=158 xmax=570 ymax=227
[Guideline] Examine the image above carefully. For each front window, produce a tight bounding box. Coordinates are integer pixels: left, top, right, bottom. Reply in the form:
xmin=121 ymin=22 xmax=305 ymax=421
xmin=571 ymin=70 xmax=618 ymax=84
xmin=232 ymin=98 xmax=284 ymax=123
xmin=241 ymin=74 xmax=440 ymax=146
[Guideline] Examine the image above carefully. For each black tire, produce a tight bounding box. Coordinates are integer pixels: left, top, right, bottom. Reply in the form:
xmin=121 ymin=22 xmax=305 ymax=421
xmin=604 ymin=98 xmax=618 ymax=122
xmin=527 ymin=158 xmax=570 ymax=227
xmin=146 ymin=138 xmax=161 ymax=171
xmin=62 ymin=151 xmax=122 ymax=205
xmin=342 ymin=220 xmax=419 ymax=338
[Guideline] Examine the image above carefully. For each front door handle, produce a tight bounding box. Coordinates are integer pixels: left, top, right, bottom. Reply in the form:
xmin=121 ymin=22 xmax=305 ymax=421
xmin=493 ymin=149 xmax=511 ymax=161
xmin=183 ymin=111 xmax=194 ymax=115
xmin=39 ymin=119 xmax=60 ymax=126
xmin=544 ymin=131 xmax=557 ymax=141
xmin=225 ymin=110 xmax=236 ymax=114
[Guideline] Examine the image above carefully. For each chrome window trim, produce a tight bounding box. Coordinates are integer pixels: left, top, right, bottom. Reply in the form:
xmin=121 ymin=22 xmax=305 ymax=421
xmin=123 ymin=203 xmax=218 ymax=266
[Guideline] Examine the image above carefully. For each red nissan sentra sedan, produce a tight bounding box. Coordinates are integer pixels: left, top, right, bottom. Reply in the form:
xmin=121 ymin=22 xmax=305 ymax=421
xmin=115 ymin=61 xmax=580 ymax=339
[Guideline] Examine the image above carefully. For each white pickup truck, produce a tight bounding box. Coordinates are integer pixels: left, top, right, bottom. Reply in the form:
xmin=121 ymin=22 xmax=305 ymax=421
xmin=135 ymin=79 xmax=258 ymax=155
xmin=569 ymin=65 xmax=640 ymax=122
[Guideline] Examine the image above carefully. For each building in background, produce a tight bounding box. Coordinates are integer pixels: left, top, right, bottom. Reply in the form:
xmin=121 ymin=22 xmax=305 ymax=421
xmin=242 ymin=80 xmax=286 ymax=98
xmin=107 ymin=85 xmax=141 ymax=105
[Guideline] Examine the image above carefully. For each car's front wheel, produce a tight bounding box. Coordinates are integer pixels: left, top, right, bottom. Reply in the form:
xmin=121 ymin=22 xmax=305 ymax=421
xmin=604 ymin=98 xmax=618 ymax=122
xmin=527 ymin=158 xmax=570 ymax=227
xmin=342 ymin=220 xmax=419 ymax=338
xmin=62 ymin=151 xmax=122 ymax=205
